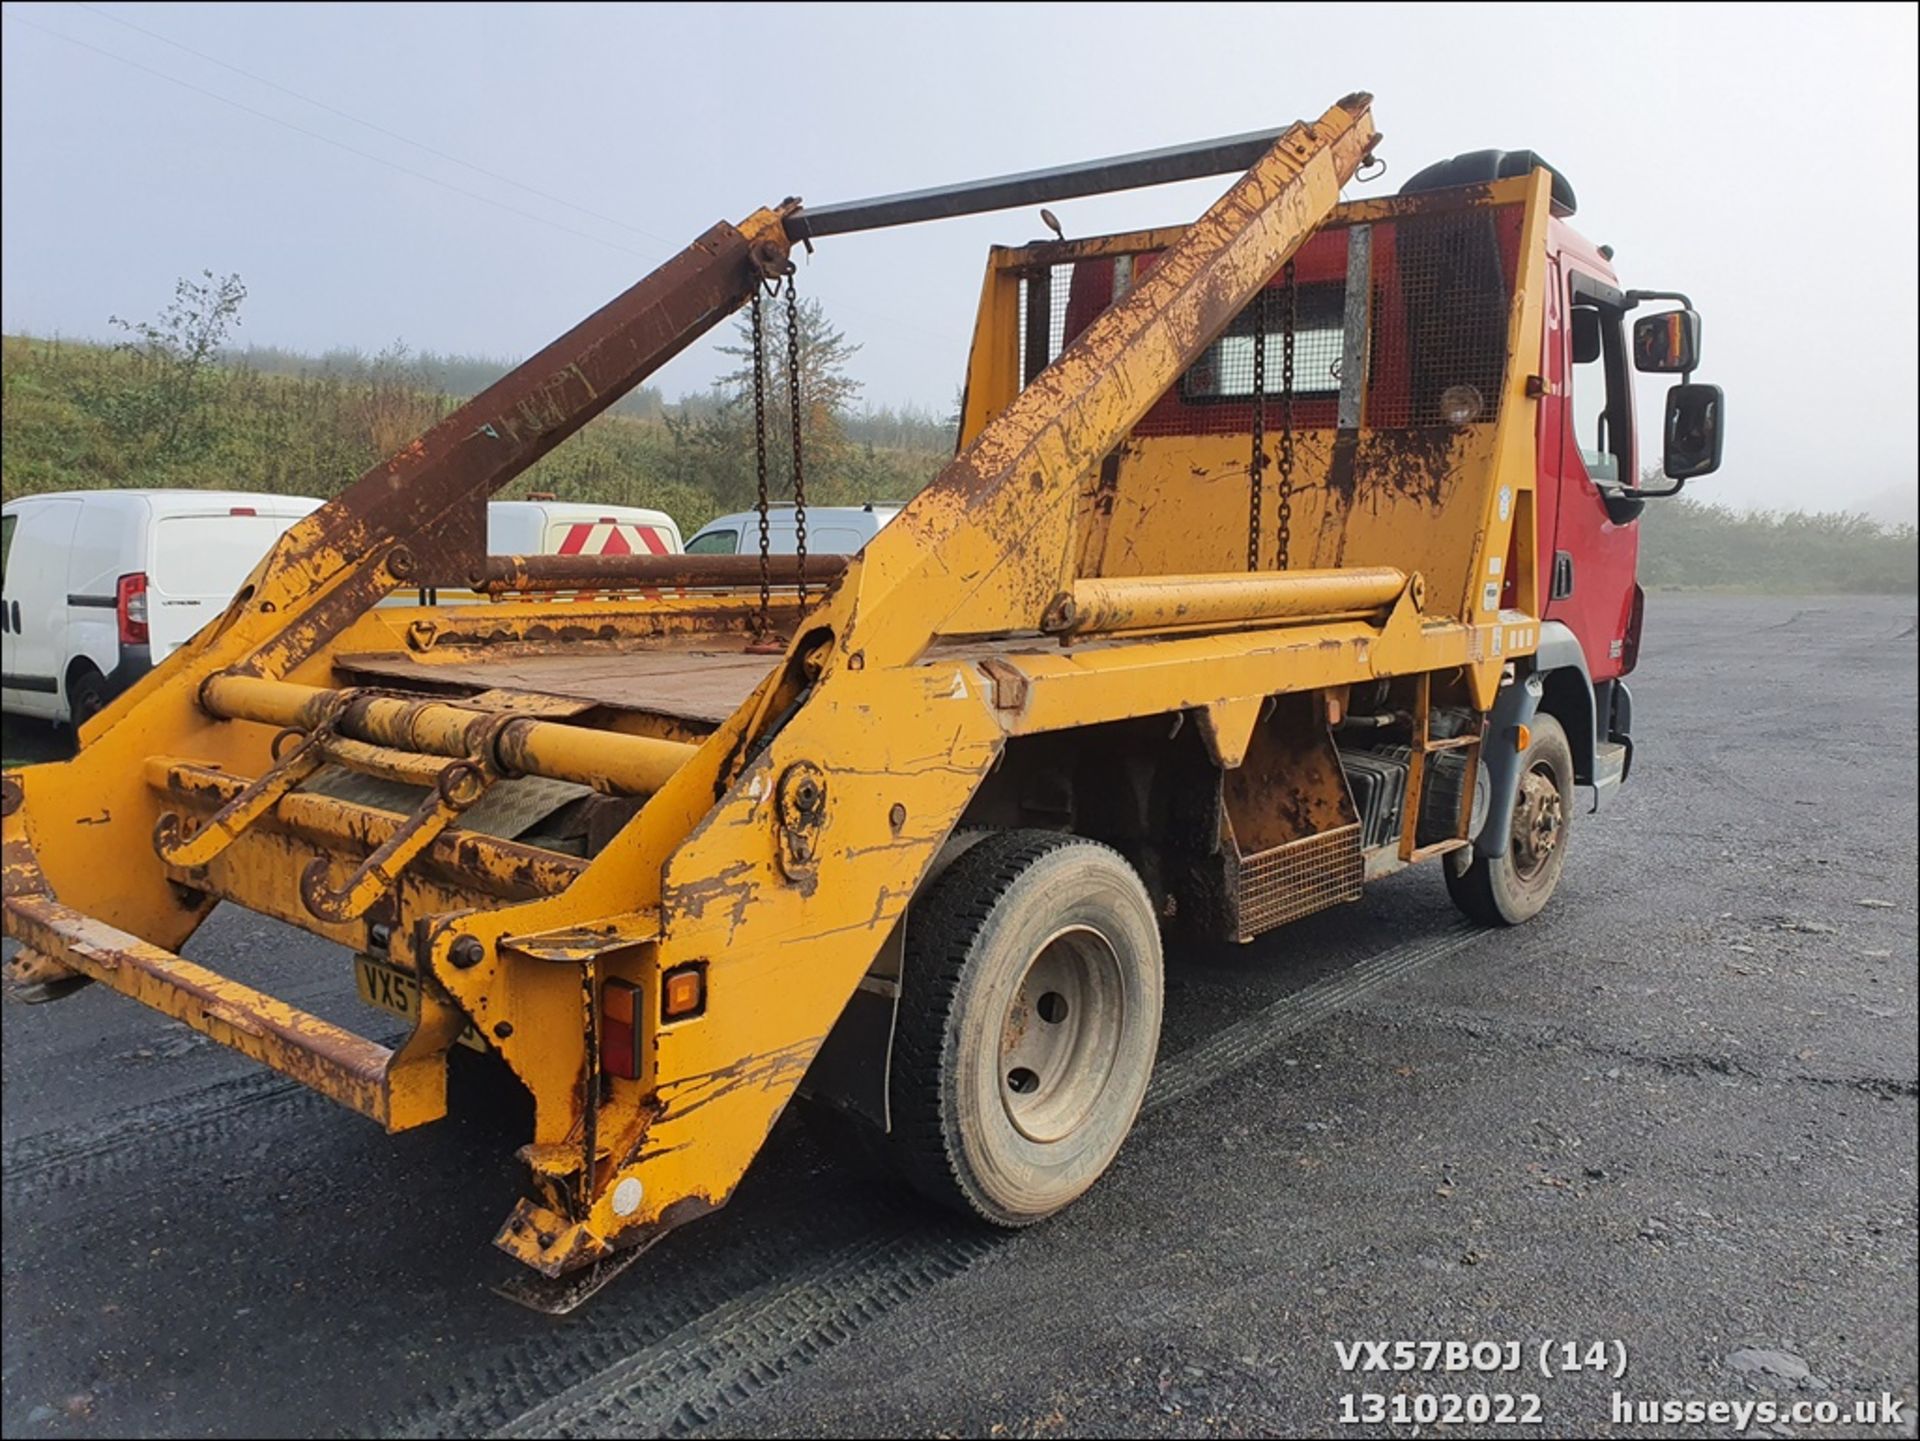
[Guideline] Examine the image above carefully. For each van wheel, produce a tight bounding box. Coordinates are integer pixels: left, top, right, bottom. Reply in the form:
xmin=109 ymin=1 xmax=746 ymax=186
xmin=1445 ymin=714 xmax=1574 ymax=926
xmin=887 ymin=830 xmax=1162 ymax=1226
xmin=66 ymin=667 xmax=109 ymax=729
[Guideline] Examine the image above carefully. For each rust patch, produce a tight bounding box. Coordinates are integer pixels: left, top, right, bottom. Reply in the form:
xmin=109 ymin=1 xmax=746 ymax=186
xmin=472 ymin=552 xmax=846 ymax=596
xmin=157 ymin=762 xmax=581 ymax=900
xmin=976 ymin=656 xmax=1030 ymax=712
xmin=773 ymin=762 xmax=827 ymax=885
xmin=1324 ymin=428 xmax=1363 ymax=505
xmin=1354 ymin=425 xmax=1466 ymax=509
xmin=1220 ymin=692 xmax=1358 ymax=849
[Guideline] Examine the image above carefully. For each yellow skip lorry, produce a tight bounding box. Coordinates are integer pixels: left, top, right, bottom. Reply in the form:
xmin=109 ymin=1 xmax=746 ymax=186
xmin=2 ymin=95 xmax=1724 ymax=1305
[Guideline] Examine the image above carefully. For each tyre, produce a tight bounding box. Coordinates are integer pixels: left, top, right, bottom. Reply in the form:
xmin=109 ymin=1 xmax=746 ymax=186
xmin=1445 ymin=713 xmax=1574 ymax=926
xmin=887 ymin=830 xmax=1163 ymax=1226
xmin=66 ymin=667 xmax=109 ymax=729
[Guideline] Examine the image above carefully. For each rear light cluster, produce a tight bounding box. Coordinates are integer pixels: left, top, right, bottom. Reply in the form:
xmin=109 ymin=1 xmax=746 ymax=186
xmin=116 ymin=572 xmax=149 ymax=646
xmin=600 ymin=964 xmax=707 ymax=1080
xmin=602 ymin=979 xmax=644 ymax=1080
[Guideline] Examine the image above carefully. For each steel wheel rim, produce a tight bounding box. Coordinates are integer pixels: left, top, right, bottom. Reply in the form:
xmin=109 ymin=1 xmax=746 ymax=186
xmin=1511 ymin=762 xmax=1564 ymax=881
xmin=999 ymin=924 xmax=1126 ymax=1144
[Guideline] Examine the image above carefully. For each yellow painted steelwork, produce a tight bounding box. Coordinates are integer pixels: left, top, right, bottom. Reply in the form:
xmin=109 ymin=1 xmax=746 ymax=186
xmin=1048 ymin=567 xmax=1410 ymax=636
xmin=2 ymin=95 xmax=1565 ymax=1287
xmin=198 ymin=675 xmax=697 ymax=796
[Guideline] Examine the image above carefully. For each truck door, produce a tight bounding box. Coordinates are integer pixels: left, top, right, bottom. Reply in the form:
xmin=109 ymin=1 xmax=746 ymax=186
xmin=1547 ymin=266 xmax=1643 ymax=682
xmin=1 ymin=498 xmax=82 ymax=719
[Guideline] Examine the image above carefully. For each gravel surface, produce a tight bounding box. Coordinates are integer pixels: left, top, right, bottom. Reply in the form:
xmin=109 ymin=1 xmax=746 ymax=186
xmin=3 ymin=593 xmax=1915 ymax=1439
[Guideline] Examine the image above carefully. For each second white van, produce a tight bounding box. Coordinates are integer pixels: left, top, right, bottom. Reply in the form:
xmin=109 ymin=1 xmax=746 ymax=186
xmin=683 ymin=502 xmax=897 ymax=556
xmin=487 ymin=498 xmax=683 ymax=559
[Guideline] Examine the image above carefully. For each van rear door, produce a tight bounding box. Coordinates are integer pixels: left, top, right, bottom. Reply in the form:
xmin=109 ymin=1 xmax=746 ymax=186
xmin=145 ymin=508 xmax=308 ymax=658
xmin=543 ymin=514 xmax=675 ymax=558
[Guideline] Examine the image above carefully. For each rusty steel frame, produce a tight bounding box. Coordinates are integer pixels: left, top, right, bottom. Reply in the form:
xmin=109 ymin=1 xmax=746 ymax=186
xmin=3 ymin=842 xmax=445 ymax=1129
xmin=197 ymin=676 xmax=697 ymax=796
xmin=149 ymin=759 xmax=583 ymax=901
xmin=471 ymin=552 xmax=848 ymax=595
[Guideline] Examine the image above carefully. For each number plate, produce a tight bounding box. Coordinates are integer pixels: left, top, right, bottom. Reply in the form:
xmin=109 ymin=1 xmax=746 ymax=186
xmin=354 ymin=955 xmax=485 ymax=1052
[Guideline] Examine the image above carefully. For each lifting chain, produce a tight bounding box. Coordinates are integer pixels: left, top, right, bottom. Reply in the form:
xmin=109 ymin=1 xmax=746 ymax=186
xmin=750 ymin=285 xmax=774 ymax=638
xmin=747 ymin=267 xmax=810 ymax=642
xmin=1247 ymin=284 xmax=1267 ymax=572
xmin=1276 ymin=259 xmax=1298 ymax=571
xmin=784 ymin=275 xmax=809 ymax=608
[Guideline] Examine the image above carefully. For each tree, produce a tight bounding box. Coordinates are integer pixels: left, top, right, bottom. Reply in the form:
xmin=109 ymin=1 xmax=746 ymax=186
xmin=678 ymin=292 xmax=863 ymax=509
xmin=103 ymin=270 xmax=247 ymax=455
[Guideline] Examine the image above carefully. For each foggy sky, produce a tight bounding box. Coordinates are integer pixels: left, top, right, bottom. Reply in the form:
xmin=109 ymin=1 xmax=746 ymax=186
xmin=3 ymin=1 xmax=1916 ymax=521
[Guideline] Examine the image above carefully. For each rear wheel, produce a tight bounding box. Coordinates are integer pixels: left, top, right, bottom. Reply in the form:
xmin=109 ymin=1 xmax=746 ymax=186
xmin=1445 ymin=713 xmax=1574 ymax=926
xmin=887 ymin=830 xmax=1162 ymax=1226
xmin=66 ymin=666 xmax=109 ymax=728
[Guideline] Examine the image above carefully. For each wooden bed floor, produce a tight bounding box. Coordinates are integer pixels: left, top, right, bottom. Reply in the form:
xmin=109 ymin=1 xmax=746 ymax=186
xmin=334 ymin=643 xmax=778 ymax=725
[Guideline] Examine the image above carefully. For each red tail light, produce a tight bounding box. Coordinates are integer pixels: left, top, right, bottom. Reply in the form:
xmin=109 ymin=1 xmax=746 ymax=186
xmin=229 ymin=505 xmax=257 ymax=516
xmin=116 ymin=572 xmax=149 ymax=646
xmin=601 ymin=978 xmax=644 ymax=1080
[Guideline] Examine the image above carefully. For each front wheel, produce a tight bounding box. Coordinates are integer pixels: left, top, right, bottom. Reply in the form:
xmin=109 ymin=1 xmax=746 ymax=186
xmin=886 ymin=830 xmax=1163 ymax=1227
xmin=1445 ymin=713 xmax=1574 ymax=926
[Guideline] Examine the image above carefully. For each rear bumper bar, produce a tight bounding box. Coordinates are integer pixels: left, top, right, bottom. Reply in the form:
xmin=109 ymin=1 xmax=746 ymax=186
xmin=2 ymin=841 xmax=448 ymax=1131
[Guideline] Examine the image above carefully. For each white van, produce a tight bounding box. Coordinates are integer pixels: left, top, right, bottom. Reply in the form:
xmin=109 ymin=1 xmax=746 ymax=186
xmin=486 ymin=499 xmax=683 ymax=559
xmin=683 ymin=502 xmax=897 ymax=556
xmin=1 ymin=490 xmax=323 ymax=725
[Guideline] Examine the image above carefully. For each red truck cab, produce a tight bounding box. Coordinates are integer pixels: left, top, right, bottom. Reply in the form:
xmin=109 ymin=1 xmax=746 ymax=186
xmin=1403 ymin=149 xmax=1724 ymax=800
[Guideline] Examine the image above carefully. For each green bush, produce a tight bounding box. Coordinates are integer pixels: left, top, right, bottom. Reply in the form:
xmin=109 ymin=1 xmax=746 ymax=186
xmin=1639 ymin=499 xmax=1917 ymax=594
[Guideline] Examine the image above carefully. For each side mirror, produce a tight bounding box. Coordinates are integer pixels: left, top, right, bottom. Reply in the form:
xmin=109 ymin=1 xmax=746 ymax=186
xmin=1634 ymin=308 xmax=1701 ymax=373
xmin=1663 ymin=382 xmax=1724 ymax=480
